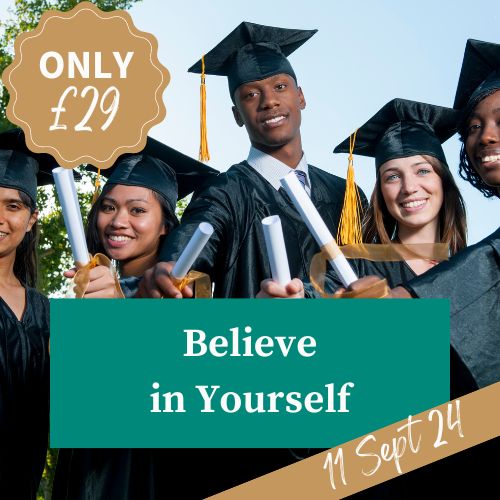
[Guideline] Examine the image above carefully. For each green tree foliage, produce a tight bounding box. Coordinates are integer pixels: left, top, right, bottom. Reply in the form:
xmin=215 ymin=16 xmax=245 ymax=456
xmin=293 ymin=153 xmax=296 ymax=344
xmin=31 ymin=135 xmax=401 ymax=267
xmin=36 ymin=168 xmax=98 ymax=295
xmin=1 ymin=0 xmax=142 ymax=297
xmin=1 ymin=0 xmax=141 ymax=132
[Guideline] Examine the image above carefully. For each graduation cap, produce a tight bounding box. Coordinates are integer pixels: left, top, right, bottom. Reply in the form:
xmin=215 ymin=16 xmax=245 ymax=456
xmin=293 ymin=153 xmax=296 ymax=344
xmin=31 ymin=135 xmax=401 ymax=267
xmin=87 ymin=136 xmax=219 ymax=215
xmin=0 ymin=128 xmax=60 ymax=203
xmin=454 ymin=39 xmax=500 ymax=111
xmin=332 ymin=99 xmax=459 ymax=245
xmin=188 ymin=22 xmax=317 ymax=161
xmin=334 ymin=98 xmax=460 ymax=169
xmin=189 ymin=22 xmax=317 ymax=99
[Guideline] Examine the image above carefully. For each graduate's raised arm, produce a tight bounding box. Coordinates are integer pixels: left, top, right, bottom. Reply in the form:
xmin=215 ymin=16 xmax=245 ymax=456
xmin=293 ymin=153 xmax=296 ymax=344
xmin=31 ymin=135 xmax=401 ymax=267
xmin=136 ymin=174 xmax=238 ymax=298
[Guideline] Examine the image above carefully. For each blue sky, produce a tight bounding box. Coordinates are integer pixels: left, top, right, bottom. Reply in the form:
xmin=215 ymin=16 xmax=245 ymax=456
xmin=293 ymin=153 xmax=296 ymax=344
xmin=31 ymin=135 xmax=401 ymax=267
xmin=2 ymin=0 xmax=499 ymax=243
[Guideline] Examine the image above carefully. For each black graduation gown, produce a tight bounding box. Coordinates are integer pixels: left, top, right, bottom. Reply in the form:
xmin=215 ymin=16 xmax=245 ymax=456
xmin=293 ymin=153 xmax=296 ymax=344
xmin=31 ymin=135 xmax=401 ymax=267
xmin=406 ymin=226 xmax=500 ymax=391
xmin=343 ymin=232 xmax=500 ymax=499
xmin=160 ymin=161 xmax=361 ymax=298
xmin=314 ymin=254 xmax=480 ymax=398
xmin=54 ymin=447 xmax=303 ymax=500
xmin=0 ymin=287 xmax=50 ymax=500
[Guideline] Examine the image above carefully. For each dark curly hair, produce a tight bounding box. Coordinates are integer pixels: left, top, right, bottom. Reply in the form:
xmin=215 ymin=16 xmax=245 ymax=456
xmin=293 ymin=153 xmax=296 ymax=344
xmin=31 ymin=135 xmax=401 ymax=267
xmin=458 ymin=88 xmax=500 ymax=198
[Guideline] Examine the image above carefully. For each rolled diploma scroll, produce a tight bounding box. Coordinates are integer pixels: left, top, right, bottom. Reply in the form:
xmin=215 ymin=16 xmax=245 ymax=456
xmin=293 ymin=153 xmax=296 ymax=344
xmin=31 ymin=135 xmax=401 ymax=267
xmin=53 ymin=167 xmax=89 ymax=266
xmin=262 ymin=215 xmax=291 ymax=286
xmin=280 ymin=172 xmax=357 ymax=287
xmin=170 ymin=222 xmax=214 ymax=280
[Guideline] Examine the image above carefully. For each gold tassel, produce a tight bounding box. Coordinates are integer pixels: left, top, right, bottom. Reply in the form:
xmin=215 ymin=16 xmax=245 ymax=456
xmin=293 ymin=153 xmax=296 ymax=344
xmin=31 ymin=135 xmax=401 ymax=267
xmin=337 ymin=130 xmax=362 ymax=245
xmin=91 ymin=166 xmax=102 ymax=204
xmin=199 ymin=55 xmax=210 ymax=162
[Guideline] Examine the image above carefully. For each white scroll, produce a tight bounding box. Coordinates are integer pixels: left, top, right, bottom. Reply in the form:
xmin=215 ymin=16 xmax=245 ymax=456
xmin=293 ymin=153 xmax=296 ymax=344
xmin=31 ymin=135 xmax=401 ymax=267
xmin=53 ymin=167 xmax=89 ymax=266
xmin=171 ymin=222 xmax=214 ymax=279
xmin=262 ymin=215 xmax=291 ymax=286
xmin=280 ymin=172 xmax=357 ymax=287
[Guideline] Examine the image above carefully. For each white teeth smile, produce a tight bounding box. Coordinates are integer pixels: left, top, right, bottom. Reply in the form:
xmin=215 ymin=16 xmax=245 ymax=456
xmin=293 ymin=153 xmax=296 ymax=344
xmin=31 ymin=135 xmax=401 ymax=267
xmin=481 ymin=154 xmax=500 ymax=163
xmin=401 ymin=199 xmax=427 ymax=208
xmin=0 ymin=231 xmax=7 ymax=237
xmin=109 ymin=235 xmax=131 ymax=242
xmin=264 ymin=116 xmax=285 ymax=125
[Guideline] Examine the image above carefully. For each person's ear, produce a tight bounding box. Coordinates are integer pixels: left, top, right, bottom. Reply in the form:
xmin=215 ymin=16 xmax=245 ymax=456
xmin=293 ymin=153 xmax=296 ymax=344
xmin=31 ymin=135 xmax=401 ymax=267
xmin=26 ymin=209 xmax=38 ymax=232
xmin=297 ymin=86 xmax=306 ymax=110
xmin=232 ymin=105 xmax=245 ymax=127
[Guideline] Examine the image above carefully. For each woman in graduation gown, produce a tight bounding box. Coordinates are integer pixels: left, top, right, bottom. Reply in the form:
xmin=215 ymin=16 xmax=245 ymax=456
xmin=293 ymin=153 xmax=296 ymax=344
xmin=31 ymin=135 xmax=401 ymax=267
xmin=258 ymin=98 xmax=472 ymax=499
xmin=52 ymin=140 xmax=222 ymax=500
xmin=340 ymin=41 xmax=500 ymax=394
xmin=341 ymin=39 xmax=500 ymax=500
xmin=0 ymin=130 xmax=52 ymax=499
xmin=384 ymin=39 xmax=500 ymax=391
xmin=331 ymin=98 xmax=467 ymax=290
xmin=260 ymin=98 xmax=467 ymax=298
xmin=54 ymin=143 xmax=301 ymax=499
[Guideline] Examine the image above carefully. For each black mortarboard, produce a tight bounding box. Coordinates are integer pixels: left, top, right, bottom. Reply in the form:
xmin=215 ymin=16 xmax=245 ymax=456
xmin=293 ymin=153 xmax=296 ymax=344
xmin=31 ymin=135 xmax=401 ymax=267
xmin=0 ymin=128 xmax=59 ymax=203
xmin=454 ymin=39 xmax=500 ymax=111
xmin=334 ymin=99 xmax=459 ymax=169
xmin=188 ymin=21 xmax=317 ymax=100
xmin=88 ymin=137 xmax=219 ymax=215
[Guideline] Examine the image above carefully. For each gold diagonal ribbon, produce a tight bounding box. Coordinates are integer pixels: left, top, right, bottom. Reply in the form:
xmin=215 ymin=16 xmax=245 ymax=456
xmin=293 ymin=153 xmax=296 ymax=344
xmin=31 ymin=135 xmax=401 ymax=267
xmin=210 ymin=382 xmax=500 ymax=499
xmin=73 ymin=253 xmax=124 ymax=298
xmin=340 ymin=242 xmax=449 ymax=261
xmin=310 ymin=243 xmax=449 ymax=299
xmin=171 ymin=270 xmax=212 ymax=298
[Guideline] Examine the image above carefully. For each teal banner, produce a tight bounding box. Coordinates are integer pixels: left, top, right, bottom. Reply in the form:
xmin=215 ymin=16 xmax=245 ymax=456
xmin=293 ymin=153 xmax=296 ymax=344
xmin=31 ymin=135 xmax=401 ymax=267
xmin=51 ymin=299 xmax=449 ymax=448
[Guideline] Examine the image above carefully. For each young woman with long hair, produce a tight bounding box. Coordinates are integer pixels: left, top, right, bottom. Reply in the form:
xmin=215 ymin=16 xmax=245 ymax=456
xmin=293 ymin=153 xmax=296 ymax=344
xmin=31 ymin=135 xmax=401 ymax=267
xmin=53 ymin=142 xmax=219 ymax=500
xmin=259 ymin=99 xmax=467 ymax=298
xmin=0 ymin=130 xmax=53 ymax=499
xmin=332 ymin=37 xmax=500 ymax=500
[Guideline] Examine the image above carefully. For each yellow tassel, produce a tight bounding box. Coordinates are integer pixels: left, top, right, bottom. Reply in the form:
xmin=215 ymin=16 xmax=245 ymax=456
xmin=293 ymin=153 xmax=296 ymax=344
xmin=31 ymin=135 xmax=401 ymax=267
xmin=337 ymin=130 xmax=363 ymax=245
xmin=91 ymin=167 xmax=101 ymax=204
xmin=199 ymin=55 xmax=210 ymax=162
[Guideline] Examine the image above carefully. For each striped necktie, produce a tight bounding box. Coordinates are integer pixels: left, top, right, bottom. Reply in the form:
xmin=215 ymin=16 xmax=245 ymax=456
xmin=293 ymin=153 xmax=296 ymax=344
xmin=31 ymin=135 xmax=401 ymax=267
xmin=294 ymin=170 xmax=308 ymax=191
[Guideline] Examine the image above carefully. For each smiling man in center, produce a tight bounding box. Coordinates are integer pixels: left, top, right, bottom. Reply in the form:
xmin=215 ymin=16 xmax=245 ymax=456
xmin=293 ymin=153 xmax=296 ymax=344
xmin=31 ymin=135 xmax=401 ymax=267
xmin=131 ymin=21 xmax=363 ymax=498
xmin=138 ymin=21 xmax=365 ymax=299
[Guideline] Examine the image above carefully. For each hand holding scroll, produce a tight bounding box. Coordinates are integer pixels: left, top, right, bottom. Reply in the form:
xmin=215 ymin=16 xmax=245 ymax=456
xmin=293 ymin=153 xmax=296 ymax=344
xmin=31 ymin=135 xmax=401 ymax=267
xmin=65 ymin=265 xmax=123 ymax=298
xmin=256 ymin=278 xmax=305 ymax=299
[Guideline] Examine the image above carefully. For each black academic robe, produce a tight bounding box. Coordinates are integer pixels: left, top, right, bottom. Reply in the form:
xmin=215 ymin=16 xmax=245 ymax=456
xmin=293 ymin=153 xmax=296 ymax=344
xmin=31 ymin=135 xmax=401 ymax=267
xmin=405 ymin=226 xmax=500 ymax=391
xmin=312 ymin=255 xmax=479 ymax=398
xmin=54 ymin=447 xmax=301 ymax=500
xmin=160 ymin=161 xmax=362 ymax=298
xmin=0 ymin=287 xmax=50 ymax=500
xmin=350 ymin=231 xmax=500 ymax=499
